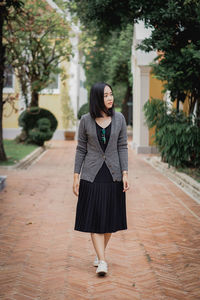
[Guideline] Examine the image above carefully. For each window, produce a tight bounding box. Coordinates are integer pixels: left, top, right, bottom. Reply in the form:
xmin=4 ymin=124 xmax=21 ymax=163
xmin=3 ymin=65 xmax=14 ymax=93
xmin=46 ymin=72 xmax=59 ymax=89
xmin=40 ymin=72 xmax=60 ymax=94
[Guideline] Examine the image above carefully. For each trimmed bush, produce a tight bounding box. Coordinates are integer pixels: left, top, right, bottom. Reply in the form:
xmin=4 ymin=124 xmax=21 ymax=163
xmin=17 ymin=107 xmax=58 ymax=146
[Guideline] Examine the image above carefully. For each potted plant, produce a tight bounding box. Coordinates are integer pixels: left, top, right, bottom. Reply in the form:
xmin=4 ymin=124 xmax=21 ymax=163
xmin=61 ymin=81 xmax=76 ymax=140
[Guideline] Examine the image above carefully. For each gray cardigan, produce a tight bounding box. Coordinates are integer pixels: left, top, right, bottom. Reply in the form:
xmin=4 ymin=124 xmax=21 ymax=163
xmin=74 ymin=110 xmax=128 ymax=182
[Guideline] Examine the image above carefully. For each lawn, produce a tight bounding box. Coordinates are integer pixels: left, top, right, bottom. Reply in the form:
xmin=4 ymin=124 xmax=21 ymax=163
xmin=0 ymin=140 xmax=38 ymax=166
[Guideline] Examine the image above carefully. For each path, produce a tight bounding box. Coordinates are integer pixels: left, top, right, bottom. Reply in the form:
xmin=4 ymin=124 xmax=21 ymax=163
xmin=0 ymin=140 xmax=200 ymax=300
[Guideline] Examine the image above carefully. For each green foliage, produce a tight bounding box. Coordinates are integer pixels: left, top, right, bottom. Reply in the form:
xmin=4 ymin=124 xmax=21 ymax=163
xmin=143 ymin=98 xmax=200 ymax=168
xmin=61 ymin=80 xmax=76 ymax=130
xmin=28 ymin=118 xmax=53 ymax=146
xmin=17 ymin=107 xmax=58 ymax=146
xmin=79 ymin=24 xmax=133 ymax=108
xmin=68 ymin=0 xmax=136 ymax=33
xmin=0 ymin=0 xmax=24 ymax=161
xmin=68 ymin=2 xmax=134 ymax=115
xmin=70 ymin=0 xmax=200 ymax=119
xmin=4 ymin=0 xmax=72 ymax=106
xmin=0 ymin=0 xmax=24 ymax=19
xmin=103 ymin=25 xmax=133 ymax=88
xmin=140 ymin=1 xmax=200 ymax=117
xmin=77 ymin=103 xmax=89 ymax=119
xmin=143 ymin=98 xmax=169 ymax=129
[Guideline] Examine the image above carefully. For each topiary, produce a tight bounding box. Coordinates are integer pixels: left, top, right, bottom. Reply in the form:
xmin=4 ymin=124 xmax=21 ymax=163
xmin=28 ymin=118 xmax=53 ymax=146
xmin=17 ymin=107 xmax=58 ymax=146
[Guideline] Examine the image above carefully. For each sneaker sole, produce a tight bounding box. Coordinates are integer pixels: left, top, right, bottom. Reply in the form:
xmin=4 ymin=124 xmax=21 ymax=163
xmin=97 ymin=271 xmax=107 ymax=276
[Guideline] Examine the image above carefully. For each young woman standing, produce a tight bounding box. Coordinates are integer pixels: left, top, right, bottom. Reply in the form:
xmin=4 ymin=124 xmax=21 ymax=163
xmin=73 ymin=82 xmax=129 ymax=276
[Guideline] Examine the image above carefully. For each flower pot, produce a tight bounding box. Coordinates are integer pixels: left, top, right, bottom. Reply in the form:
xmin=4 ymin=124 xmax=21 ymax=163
xmin=64 ymin=131 xmax=75 ymax=140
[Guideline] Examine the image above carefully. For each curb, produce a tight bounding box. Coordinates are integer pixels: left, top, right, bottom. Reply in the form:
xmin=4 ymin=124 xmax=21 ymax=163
xmin=0 ymin=176 xmax=7 ymax=191
xmin=143 ymin=155 xmax=200 ymax=204
xmin=0 ymin=145 xmax=48 ymax=170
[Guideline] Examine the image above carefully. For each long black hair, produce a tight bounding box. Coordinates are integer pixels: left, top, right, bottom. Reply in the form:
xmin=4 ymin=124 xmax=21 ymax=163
xmin=89 ymin=82 xmax=115 ymax=119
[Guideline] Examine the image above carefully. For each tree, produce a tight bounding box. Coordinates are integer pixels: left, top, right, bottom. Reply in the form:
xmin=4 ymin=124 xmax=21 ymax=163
xmin=0 ymin=0 xmax=24 ymax=161
xmin=4 ymin=0 xmax=72 ymax=107
xmin=70 ymin=0 xmax=200 ymax=124
xmin=102 ymin=25 xmax=133 ymax=119
xmin=68 ymin=1 xmax=133 ymax=120
xmin=138 ymin=1 xmax=200 ymax=124
xmin=78 ymin=25 xmax=133 ymax=118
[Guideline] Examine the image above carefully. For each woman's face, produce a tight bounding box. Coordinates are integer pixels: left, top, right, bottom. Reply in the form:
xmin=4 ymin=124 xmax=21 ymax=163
xmin=104 ymin=85 xmax=114 ymax=110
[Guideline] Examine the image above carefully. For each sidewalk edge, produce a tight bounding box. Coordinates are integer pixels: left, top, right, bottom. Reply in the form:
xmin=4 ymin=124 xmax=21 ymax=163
xmin=143 ymin=156 xmax=200 ymax=204
xmin=0 ymin=145 xmax=48 ymax=170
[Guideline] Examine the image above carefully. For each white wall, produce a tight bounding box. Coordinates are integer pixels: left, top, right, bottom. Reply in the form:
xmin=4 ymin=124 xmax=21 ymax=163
xmin=131 ymin=21 xmax=158 ymax=153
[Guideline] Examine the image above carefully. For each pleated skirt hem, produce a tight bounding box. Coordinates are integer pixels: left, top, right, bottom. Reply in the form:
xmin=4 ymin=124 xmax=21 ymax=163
xmin=74 ymin=178 xmax=127 ymax=234
xmin=74 ymin=227 xmax=128 ymax=234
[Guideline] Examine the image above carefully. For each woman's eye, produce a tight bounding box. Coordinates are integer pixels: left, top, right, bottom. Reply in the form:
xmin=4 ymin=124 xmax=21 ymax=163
xmin=104 ymin=94 xmax=113 ymax=97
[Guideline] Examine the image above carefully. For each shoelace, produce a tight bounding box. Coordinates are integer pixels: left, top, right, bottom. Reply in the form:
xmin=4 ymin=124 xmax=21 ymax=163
xmin=98 ymin=260 xmax=107 ymax=266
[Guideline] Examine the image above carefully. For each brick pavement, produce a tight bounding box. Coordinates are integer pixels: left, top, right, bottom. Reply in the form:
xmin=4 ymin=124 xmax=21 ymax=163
xmin=0 ymin=140 xmax=200 ymax=300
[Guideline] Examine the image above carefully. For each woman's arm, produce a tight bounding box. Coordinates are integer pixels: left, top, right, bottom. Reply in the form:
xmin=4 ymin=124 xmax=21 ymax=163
xmin=74 ymin=115 xmax=88 ymax=174
xmin=117 ymin=113 xmax=128 ymax=173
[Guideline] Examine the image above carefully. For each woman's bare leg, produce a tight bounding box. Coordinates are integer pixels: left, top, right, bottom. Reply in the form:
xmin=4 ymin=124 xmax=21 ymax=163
xmin=104 ymin=233 xmax=112 ymax=249
xmin=91 ymin=233 xmax=105 ymax=261
xmin=90 ymin=232 xmax=112 ymax=261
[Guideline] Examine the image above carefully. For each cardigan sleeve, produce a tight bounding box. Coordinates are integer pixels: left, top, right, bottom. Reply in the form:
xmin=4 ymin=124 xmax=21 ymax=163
xmin=117 ymin=113 xmax=128 ymax=172
xmin=74 ymin=115 xmax=88 ymax=174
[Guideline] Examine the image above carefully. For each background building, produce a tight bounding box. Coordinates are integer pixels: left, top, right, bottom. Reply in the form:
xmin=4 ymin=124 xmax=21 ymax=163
xmin=3 ymin=0 xmax=87 ymax=141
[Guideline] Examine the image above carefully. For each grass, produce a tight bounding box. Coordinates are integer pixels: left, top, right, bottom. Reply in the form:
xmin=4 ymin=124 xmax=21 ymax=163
xmin=177 ymin=166 xmax=200 ymax=183
xmin=0 ymin=140 xmax=38 ymax=166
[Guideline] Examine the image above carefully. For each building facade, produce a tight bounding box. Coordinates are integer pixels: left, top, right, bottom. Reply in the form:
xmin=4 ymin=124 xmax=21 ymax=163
xmin=3 ymin=0 xmax=87 ymax=141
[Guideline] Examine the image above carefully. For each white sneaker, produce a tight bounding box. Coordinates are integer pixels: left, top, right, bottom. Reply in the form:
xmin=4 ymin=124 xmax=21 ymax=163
xmin=96 ymin=260 xmax=108 ymax=276
xmin=93 ymin=255 xmax=99 ymax=267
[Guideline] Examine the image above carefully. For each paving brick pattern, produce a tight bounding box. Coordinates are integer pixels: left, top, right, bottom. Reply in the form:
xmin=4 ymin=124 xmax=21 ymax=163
xmin=0 ymin=140 xmax=200 ymax=300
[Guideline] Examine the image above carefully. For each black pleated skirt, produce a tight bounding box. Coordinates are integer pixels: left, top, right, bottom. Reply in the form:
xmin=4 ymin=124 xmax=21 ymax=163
xmin=74 ymin=161 xmax=127 ymax=233
xmin=74 ymin=120 xmax=127 ymax=233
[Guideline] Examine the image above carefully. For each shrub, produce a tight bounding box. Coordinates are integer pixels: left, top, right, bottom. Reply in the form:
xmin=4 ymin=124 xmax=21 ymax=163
xmin=17 ymin=107 xmax=58 ymax=146
xmin=143 ymin=98 xmax=200 ymax=168
xmin=77 ymin=103 xmax=89 ymax=119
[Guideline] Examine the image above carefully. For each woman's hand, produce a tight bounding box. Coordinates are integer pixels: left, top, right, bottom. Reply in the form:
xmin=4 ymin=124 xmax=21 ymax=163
xmin=73 ymin=173 xmax=80 ymax=196
xmin=122 ymin=173 xmax=130 ymax=192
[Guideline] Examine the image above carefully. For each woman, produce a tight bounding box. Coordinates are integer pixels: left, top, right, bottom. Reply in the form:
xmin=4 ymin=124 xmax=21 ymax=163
xmin=73 ymin=82 xmax=130 ymax=276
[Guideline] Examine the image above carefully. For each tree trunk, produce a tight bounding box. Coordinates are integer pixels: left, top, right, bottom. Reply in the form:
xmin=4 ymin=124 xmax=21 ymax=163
xmin=0 ymin=101 xmax=7 ymax=161
xmin=121 ymin=84 xmax=132 ymax=124
xmin=176 ymin=98 xmax=179 ymax=113
xmin=30 ymin=90 xmax=39 ymax=107
xmin=0 ymin=7 xmax=7 ymax=161
xmin=196 ymin=98 xmax=200 ymax=128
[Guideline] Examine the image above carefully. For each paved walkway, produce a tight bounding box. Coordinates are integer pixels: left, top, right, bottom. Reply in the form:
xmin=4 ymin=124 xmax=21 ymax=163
xmin=0 ymin=140 xmax=200 ymax=300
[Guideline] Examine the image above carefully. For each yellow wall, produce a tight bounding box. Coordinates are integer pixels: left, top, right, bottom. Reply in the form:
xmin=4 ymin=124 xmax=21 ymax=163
xmin=3 ymin=60 xmax=71 ymax=132
xmin=173 ymin=97 xmax=190 ymax=115
xmin=3 ymin=78 xmax=20 ymax=129
xmin=39 ymin=94 xmax=64 ymax=130
xmin=39 ymin=60 xmax=71 ymax=130
xmin=149 ymin=70 xmax=164 ymax=145
xmin=148 ymin=71 xmax=192 ymax=146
